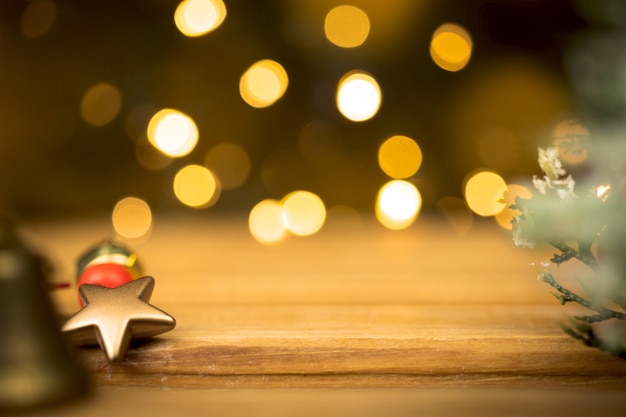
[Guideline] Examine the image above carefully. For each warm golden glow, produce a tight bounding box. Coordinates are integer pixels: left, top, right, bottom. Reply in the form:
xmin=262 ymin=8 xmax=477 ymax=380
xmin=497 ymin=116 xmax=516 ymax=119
xmin=552 ymin=119 xmax=589 ymax=165
xmin=464 ymin=171 xmax=507 ymax=217
xmin=378 ymin=135 xmax=422 ymax=179
xmin=249 ymin=199 xmax=288 ymax=244
xmin=376 ymin=180 xmax=421 ymax=230
xmin=281 ymin=191 xmax=326 ymax=236
xmin=173 ymin=164 xmax=220 ymax=208
xmin=174 ymin=0 xmax=226 ymax=37
xmin=240 ymin=60 xmax=289 ymax=108
xmin=495 ymin=184 xmax=532 ymax=229
xmin=20 ymin=0 xmax=56 ymax=38
xmin=147 ymin=109 xmax=199 ymax=157
xmin=336 ymin=71 xmax=382 ymax=122
xmin=204 ymin=143 xmax=251 ymax=190
xmin=324 ymin=5 xmax=370 ymax=48
xmin=430 ymin=23 xmax=472 ymax=72
xmin=80 ymin=83 xmax=122 ymax=127
xmin=436 ymin=196 xmax=473 ymax=236
xmin=596 ymin=184 xmax=611 ymax=201
xmin=112 ymin=197 xmax=152 ymax=240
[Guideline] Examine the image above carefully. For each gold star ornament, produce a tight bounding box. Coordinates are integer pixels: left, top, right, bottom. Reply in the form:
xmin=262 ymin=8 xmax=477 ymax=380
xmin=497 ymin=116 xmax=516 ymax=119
xmin=62 ymin=276 xmax=176 ymax=362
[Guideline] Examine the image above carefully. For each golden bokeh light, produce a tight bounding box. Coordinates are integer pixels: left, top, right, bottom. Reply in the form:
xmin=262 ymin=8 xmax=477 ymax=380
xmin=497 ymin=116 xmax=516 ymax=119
xmin=147 ymin=109 xmax=199 ymax=157
xmin=174 ymin=0 xmax=226 ymax=37
xmin=112 ymin=197 xmax=153 ymax=240
xmin=436 ymin=196 xmax=473 ymax=236
xmin=281 ymin=191 xmax=326 ymax=236
xmin=80 ymin=82 xmax=122 ymax=127
xmin=240 ymin=60 xmax=289 ymax=108
xmin=464 ymin=170 xmax=507 ymax=217
xmin=376 ymin=180 xmax=422 ymax=230
xmin=336 ymin=71 xmax=382 ymax=122
xmin=249 ymin=199 xmax=288 ymax=244
xmin=552 ymin=119 xmax=589 ymax=165
xmin=324 ymin=5 xmax=370 ymax=48
xmin=430 ymin=23 xmax=472 ymax=72
xmin=204 ymin=143 xmax=251 ymax=190
xmin=20 ymin=0 xmax=56 ymax=39
xmin=495 ymin=184 xmax=532 ymax=230
xmin=173 ymin=164 xmax=220 ymax=208
xmin=378 ymin=135 xmax=423 ymax=179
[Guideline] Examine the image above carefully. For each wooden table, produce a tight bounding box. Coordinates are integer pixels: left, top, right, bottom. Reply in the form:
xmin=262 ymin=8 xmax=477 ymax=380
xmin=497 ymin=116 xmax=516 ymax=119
xmin=20 ymin=214 xmax=626 ymax=416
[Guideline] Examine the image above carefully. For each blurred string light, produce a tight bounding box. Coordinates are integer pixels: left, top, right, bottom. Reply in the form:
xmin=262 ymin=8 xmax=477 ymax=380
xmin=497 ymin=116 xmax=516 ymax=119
xmin=336 ymin=71 xmax=382 ymax=122
xmin=430 ymin=23 xmax=472 ymax=72
xmin=436 ymin=196 xmax=473 ymax=236
xmin=376 ymin=180 xmax=422 ymax=230
xmin=174 ymin=0 xmax=226 ymax=37
xmin=282 ymin=191 xmax=326 ymax=236
xmin=173 ymin=164 xmax=221 ymax=208
xmin=147 ymin=109 xmax=199 ymax=157
xmin=495 ymin=184 xmax=531 ymax=230
xmin=80 ymin=82 xmax=122 ymax=127
xmin=464 ymin=170 xmax=507 ymax=217
xmin=249 ymin=191 xmax=326 ymax=244
xmin=112 ymin=197 xmax=152 ymax=240
xmin=248 ymin=199 xmax=287 ymax=244
xmin=19 ymin=0 xmax=56 ymax=38
xmin=552 ymin=119 xmax=589 ymax=165
xmin=324 ymin=5 xmax=370 ymax=48
xmin=204 ymin=143 xmax=251 ymax=190
xmin=378 ymin=135 xmax=422 ymax=179
xmin=239 ymin=60 xmax=289 ymax=108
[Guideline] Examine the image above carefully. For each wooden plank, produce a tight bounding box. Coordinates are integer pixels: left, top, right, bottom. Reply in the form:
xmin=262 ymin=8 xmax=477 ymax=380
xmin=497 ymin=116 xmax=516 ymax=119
xmin=20 ymin=216 xmax=626 ymax=391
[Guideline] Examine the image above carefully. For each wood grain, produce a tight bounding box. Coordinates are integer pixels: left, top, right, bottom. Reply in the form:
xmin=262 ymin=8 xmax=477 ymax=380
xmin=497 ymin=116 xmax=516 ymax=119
xmin=16 ymin=215 xmax=626 ymax=414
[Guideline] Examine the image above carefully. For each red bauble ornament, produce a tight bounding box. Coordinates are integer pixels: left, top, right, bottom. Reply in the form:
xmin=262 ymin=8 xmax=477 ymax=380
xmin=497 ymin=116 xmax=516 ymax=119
xmin=77 ymin=263 xmax=134 ymax=306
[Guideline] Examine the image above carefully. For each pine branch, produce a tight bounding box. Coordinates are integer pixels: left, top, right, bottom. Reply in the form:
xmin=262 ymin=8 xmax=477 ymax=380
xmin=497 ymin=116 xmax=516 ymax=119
xmin=540 ymin=271 xmax=626 ymax=321
xmin=548 ymin=240 xmax=598 ymax=269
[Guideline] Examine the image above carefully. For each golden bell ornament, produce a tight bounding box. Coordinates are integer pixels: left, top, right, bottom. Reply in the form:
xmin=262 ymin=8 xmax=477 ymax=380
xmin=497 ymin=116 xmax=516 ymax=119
xmin=0 ymin=220 xmax=90 ymax=411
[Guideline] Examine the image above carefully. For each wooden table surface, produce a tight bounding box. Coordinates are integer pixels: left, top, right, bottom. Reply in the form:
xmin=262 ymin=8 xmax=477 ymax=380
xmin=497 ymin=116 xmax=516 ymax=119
xmin=18 ymin=214 xmax=626 ymax=416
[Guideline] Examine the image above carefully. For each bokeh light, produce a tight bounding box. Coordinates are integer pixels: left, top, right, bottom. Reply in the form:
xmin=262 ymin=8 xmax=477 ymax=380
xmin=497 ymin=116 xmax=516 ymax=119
xmin=173 ymin=164 xmax=220 ymax=208
xmin=112 ymin=197 xmax=152 ymax=240
xmin=174 ymin=0 xmax=226 ymax=37
xmin=204 ymin=143 xmax=251 ymax=190
xmin=378 ymin=135 xmax=423 ymax=179
xmin=281 ymin=191 xmax=326 ymax=236
xmin=436 ymin=196 xmax=473 ymax=236
xmin=464 ymin=170 xmax=507 ymax=217
xmin=249 ymin=199 xmax=288 ymax=244
xmin=495 ymin=184 xmax=532 ymax=229
xmin=552 ymin=119 xmax=589 ymax=165
xmin=147 ymin=109 xmax=199 ymax=157
xmin=324 ymin=5 xmax=370 ymax=48
xmin=430 ymin=23 xmax=472 ymax=72
xmin=80 ymin=82 xmax=122 ymax=127
xmin=20 ymin=0 xmax=56 ymax=39
xmin=336 ymin=71 xmax=382 ymax=122
xmin=240 ymin=59 xmax=289 ymax=108
xmin=376 ymin=180 xmax=422 ymax=230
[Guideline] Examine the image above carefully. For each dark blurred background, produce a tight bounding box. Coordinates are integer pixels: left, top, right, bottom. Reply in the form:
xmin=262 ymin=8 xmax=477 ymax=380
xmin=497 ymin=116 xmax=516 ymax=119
xmin=0 ymin=0 xmax=608 ymax=219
